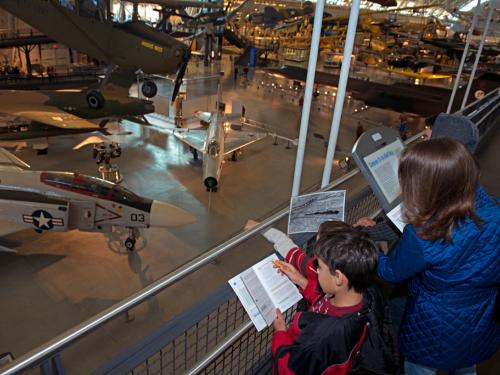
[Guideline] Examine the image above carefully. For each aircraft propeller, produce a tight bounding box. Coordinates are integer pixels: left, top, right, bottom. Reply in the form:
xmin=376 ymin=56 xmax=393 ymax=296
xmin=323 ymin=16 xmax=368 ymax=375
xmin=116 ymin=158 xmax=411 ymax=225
xmin=171 ymin=49 xmax=190 ymax=102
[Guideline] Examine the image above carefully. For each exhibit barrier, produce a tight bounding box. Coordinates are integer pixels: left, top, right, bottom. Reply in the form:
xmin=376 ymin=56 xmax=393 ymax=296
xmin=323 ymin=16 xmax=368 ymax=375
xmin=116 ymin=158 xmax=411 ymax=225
xmin=0 ymin=88 xmax=498 ymax=375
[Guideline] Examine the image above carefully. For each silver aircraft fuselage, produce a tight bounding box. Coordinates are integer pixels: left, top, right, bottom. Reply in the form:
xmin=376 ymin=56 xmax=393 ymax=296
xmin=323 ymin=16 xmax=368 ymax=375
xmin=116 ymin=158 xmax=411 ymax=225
xmin=202 ymin=111 xmax=225 ymax=191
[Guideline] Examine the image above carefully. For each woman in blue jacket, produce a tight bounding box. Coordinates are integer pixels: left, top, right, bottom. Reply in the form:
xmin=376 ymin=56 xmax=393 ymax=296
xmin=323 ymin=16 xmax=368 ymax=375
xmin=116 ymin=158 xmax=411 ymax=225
xmin=377 ymin=138 xmax=500 ymax=375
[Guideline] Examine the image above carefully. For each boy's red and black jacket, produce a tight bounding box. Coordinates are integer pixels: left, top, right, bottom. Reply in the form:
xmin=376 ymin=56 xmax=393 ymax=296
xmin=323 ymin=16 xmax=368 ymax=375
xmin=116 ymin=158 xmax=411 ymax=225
xmin=285 ymin=247 xmax=321 ymax=305
xmin=272 ymin=286 xmax=400 ymax=375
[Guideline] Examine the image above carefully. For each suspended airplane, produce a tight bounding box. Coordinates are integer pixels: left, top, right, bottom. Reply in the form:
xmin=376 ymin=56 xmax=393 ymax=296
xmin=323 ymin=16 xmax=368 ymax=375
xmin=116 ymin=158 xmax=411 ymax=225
xmin=247 ymin=1 xmax=315 ymax=28
xmin=0 ymin=148 xmax=196 ymax=251
xmin=121 ymin=0 xmax=222 ymax=33
xmin=0 ymin=85 xmax=154 ymax=152
xmin=261 ymin=66 xmax=500 ymax=117
xmin=0 ymin=0 xmax=190 ymax=106
xmin=171 ymin=97 xmax=268 ymax=192
xmin=422 ymin=35 xmax=500 ymax=61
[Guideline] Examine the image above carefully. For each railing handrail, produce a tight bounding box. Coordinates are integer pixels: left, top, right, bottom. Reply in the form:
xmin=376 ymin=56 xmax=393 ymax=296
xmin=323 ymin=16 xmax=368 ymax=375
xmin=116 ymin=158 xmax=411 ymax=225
xmin=2 ymin=83 xmax=497 ymax=373
xmin=456 ymin=86 xmax=500 ymax=115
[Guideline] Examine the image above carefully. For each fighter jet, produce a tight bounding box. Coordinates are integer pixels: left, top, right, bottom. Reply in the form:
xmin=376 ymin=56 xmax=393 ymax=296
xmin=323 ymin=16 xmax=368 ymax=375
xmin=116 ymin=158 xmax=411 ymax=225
xmin=0 ymin=148 xmax=196 ymax=250
xmin=171 ymin=101 xmax=268 ymax=192
xmin=0 ymin=0 xmax=191 ymax=106
xmin=0 ymin=85 xmax=154 ymax=151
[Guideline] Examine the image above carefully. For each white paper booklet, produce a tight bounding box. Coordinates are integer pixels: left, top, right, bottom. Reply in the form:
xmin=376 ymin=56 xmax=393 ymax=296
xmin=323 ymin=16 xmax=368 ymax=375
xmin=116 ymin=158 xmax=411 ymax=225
xmin=229 ymin=254 xmax=303 ymax=331
xmin=387 ymin=203 xmax=406 ymax=232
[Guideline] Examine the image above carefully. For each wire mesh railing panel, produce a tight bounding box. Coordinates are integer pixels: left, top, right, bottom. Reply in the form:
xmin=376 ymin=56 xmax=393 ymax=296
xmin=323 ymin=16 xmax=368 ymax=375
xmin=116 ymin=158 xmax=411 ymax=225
xmin=345 ymin=187 xmax=380 ymax=224
xmin=198 ymin=309 xmax=294 ymax=375
xmin=123 ymin=295 xmax=248 ymax=375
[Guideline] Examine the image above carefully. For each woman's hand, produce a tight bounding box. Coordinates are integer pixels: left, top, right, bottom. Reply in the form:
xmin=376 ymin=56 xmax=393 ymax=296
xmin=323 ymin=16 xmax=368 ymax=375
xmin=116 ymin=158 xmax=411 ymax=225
xmin=274 ymin=261 xmax=308 ymax=289
xmin=273 ymin=309 xmax=287 ymax=332
xmin=353 ymin=217 xmax=376 ymax=227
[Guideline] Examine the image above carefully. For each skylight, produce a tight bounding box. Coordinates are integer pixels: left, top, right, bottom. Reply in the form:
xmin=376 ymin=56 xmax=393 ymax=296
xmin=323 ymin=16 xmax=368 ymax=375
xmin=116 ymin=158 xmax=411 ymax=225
xmin=460 ymin=0 xmax=484 ymax=12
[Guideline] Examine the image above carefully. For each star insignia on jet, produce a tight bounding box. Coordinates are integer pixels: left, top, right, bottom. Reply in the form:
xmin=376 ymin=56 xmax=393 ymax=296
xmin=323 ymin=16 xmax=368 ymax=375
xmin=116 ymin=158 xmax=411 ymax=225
xmin=23 ymin=210 xmax=64 ymax=230
xmin=33 ymin=210 xmax=53 ymax=229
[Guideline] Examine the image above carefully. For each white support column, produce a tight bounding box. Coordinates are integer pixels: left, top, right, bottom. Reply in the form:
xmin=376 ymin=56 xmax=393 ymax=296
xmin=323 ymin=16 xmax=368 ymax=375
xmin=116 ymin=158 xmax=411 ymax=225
xmin=461 ymin=0 xmax=497 ymax=109
xmin=291 ymin=0 xmax=326 ymax=197
xmin=446 ymin=0 xmax=481 ymax=114
xmin=321 ymin=0 xmax=361 ymax=188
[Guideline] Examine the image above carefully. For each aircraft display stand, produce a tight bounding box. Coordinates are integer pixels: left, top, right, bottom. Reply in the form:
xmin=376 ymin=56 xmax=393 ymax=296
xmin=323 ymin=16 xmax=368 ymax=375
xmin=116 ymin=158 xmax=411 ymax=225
xmin=93 ymin=142 xmax=123 ymax=184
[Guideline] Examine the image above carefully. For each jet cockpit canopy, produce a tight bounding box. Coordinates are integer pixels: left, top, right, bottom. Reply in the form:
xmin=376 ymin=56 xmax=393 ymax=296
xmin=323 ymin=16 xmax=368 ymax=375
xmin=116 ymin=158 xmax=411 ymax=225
xmin=207 ymin=139 xmax=220 ymax=156
xmin=41 ymin=172 xmax=152 ymax=210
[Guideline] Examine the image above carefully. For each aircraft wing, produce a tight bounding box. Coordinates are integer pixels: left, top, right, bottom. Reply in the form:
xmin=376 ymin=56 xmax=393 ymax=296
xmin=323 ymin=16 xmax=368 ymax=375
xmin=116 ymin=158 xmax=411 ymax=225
xmin=173 ymin=129 xmax=207 ymax=153
xmin=385 ymin=69 xmax=452 ymax=80
xmin=223 ymin=129 xmax=268 ymax=155
xmin=0 ymin=219 xmax=27 ymax=250
xmin=0 ymin=147 xmax=30 ymax=170
xmin=194 ymin=111 xmax=213 ymax=123
xmin=14 ymin=111 xmax=100 ymax=130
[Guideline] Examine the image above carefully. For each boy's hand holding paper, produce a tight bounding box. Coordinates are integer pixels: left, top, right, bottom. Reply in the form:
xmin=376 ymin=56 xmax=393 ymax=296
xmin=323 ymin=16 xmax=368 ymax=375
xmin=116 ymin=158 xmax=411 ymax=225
xmin=273 ymin=309 xmax=286 ymax=332
xmin=273 ymin=260 xmax=308 ymax=289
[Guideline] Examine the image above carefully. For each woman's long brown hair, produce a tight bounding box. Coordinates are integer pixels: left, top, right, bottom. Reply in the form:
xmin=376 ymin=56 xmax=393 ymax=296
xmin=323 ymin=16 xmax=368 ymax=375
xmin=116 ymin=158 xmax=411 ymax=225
xmin=399 ymin=138 xmax=480 ymax=242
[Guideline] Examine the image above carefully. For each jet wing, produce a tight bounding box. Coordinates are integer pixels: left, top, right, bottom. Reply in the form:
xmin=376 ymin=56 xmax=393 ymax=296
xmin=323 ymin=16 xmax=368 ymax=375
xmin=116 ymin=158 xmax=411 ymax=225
xmin=194 ymin=111 xmax=213 ymax=123
xmin=14 ymin=111 xmax=100 ymax=130
xmin=173 ymin=129 xmax=207 ymax=153
xmin=223 ymin=130 xmax=268 ymax=155
xmin=0 ymin=219 xmax=27 ymax=237
xmin=0 ymin=147 xmax=30 ymax=170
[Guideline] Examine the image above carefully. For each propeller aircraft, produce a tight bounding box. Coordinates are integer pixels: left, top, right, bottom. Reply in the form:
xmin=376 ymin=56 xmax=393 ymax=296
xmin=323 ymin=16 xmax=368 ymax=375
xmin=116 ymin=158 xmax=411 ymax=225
xmin=0 ymin=85 xmax=154 ymax=152
xmin=0 ymin=0 xmax=191 ymax=106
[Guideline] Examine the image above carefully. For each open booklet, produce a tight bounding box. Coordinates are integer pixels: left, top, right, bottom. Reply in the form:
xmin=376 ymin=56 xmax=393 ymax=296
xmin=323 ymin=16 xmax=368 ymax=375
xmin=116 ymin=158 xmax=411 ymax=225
xmin=229 ymin=254 xmax=303 ymax=331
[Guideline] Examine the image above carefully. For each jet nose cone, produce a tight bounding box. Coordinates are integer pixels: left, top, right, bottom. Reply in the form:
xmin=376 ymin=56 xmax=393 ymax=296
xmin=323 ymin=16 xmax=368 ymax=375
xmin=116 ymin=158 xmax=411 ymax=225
xmin=150 ymin=201 xmax=196 ymax=227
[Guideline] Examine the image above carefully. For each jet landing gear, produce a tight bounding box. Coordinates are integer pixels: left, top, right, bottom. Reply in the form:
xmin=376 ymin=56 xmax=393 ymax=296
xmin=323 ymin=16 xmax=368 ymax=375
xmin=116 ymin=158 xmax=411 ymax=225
xmin=190 ymin=147 xmax=199 ymax=160
xmin=231 ymin=149 xmax=242 ymax=162
xmin=125 ymin=228 xmax=140 ymax=251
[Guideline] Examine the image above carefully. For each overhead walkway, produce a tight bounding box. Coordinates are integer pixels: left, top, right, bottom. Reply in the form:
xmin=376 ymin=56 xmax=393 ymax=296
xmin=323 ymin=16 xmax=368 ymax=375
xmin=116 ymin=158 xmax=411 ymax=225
xmin=0 ymin=29 xmax=54 ymax=48
xmin=0 ymin=88 xmax=498 ymax=375
xmin=0 ymin=71 xmax=101 ymax=90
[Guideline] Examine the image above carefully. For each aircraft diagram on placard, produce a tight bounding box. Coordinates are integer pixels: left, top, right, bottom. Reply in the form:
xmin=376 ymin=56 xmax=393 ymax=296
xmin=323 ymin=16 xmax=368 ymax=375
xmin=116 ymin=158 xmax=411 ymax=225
xmin=0 ymin=148 xmax=196 ymax=251
xmin=0 ymin=85 xmax=154 ymax=152
xmin=0 ymin=0 xmax=190 ymax=105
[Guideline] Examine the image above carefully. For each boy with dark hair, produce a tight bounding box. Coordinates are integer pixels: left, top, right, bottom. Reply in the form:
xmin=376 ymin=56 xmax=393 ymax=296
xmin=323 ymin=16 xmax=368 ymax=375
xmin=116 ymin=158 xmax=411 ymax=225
xmin=271 ymin=222 xmax=398 ymax=375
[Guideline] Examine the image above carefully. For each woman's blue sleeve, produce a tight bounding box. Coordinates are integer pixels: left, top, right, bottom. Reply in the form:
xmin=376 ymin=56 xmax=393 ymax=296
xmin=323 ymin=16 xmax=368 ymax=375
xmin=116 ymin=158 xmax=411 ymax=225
xmin=377 ymin=225 xmax=427 ymax=283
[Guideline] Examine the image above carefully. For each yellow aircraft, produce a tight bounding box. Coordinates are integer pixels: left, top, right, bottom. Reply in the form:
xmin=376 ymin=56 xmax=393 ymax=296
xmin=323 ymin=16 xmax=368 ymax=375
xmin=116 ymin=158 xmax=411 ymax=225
xmin=386 ymin=69 xmax=452 ymax=80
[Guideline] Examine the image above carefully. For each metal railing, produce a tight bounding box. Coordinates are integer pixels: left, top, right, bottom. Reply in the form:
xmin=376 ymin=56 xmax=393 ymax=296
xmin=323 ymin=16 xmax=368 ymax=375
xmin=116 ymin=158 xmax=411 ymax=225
xmin=1 ymin=87 xmax=498 ymax=375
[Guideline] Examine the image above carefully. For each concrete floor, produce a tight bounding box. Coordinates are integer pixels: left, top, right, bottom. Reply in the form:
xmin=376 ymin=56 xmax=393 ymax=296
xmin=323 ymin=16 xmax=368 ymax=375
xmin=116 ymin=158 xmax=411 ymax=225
xmin=0 ymin=57 xmax=448 ymax=374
